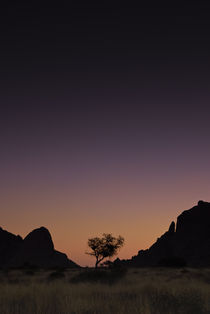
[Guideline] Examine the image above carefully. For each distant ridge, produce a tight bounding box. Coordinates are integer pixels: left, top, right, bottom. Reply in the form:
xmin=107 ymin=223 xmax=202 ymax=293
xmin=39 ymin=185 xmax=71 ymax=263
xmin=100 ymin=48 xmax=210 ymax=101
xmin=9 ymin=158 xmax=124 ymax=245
xmin=0 ymin=226 xmax=79 ymax=268
xmin=117 ymin=201 xmax=210 ymax=267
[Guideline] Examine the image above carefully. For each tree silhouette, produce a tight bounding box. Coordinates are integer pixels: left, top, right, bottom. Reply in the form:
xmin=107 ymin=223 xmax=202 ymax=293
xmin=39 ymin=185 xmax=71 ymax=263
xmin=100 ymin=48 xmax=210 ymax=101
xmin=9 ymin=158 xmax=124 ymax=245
xmin=86 ymin=233 xmax=124 ymax=269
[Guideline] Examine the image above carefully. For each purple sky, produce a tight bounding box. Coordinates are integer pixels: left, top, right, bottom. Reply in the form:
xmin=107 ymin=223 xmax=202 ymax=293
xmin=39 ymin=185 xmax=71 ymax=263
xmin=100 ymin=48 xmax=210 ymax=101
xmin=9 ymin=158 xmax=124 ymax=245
xmin=0 ymin=2 xmax=210 ymax=265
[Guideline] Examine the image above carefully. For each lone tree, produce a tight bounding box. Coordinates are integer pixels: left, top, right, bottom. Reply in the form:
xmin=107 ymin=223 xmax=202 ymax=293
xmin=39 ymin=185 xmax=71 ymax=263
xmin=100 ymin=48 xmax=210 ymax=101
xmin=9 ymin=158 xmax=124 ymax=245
xmin=87 ymin=233 xmax=124 ymax=269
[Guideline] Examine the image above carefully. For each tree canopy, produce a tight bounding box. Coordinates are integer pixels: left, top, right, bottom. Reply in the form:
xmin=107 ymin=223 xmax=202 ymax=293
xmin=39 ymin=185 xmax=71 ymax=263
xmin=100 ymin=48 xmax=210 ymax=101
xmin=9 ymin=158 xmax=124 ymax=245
xmin=87 ymin=233 xmax=124 ymax=268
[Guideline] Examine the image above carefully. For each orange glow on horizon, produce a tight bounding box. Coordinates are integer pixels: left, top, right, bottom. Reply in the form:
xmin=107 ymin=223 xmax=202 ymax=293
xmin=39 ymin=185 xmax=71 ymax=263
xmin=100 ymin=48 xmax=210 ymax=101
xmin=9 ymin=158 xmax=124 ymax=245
xmin=1 ymin=173 xmax=209 ymax=266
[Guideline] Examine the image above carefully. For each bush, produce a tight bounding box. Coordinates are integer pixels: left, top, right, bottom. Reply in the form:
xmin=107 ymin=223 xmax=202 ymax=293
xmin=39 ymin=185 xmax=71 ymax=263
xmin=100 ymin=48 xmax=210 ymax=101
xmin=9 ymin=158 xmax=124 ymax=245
xmin=47 ymin=271 xmax=65 ymax=282
xmin=23 ymin=270 xmax=35 ymax=276
xmin=70 ymin=267 xmax=127 ymax=285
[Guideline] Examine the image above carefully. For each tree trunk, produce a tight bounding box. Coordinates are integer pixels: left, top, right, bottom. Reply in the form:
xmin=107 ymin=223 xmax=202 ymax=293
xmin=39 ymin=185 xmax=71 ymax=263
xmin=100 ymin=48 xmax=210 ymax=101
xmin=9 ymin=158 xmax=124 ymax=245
xmin=95 ymin=260 xmax=99 ymax=269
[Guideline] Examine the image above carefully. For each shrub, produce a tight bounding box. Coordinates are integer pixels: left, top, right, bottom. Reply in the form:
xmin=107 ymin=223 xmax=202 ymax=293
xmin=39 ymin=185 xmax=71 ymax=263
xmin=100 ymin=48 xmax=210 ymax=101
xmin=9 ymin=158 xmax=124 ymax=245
xmin=47 ymin=271 xmax=65 ymax=282
xmin=70 ymin=267 xmax=127 ymax=285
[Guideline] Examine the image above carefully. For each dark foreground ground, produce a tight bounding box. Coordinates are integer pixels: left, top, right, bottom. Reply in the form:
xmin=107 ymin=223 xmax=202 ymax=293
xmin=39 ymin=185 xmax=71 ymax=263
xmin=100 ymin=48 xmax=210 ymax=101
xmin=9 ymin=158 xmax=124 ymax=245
xmin=0 ymin=266 xmax=210 ymax=314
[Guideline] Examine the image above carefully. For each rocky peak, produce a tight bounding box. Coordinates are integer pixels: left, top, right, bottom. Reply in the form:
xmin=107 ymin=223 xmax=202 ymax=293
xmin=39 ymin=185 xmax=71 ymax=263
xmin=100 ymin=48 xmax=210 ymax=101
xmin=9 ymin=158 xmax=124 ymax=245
xmin=176 ymin=201 xmax=210 ymax=234
xmin=0 ymin=227 xmax=23 ymax=266
xmin=168 ymin=221 xmax=175 ymax=233
xmin=0 ymin=226 xmax=79 ymax=268
xmin=197 ymin=200 xmax=210 ymax=207
xmin=122 ymin=200 xmax=210 ymax=267
xmin=23 ymin=226 xmax=54 ymax=253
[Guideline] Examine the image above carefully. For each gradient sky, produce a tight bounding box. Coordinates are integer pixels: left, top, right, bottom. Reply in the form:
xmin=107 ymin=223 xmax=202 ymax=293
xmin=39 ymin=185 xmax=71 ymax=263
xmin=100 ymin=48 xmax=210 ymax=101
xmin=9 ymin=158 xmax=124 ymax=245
xmin=0 ymin=2 xmax=210 ymax=266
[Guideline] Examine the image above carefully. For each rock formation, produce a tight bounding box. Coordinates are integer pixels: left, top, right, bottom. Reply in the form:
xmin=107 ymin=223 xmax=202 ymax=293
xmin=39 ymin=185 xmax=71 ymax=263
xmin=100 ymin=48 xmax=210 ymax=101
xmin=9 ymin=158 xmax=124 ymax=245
xmin=0 ymin=228 xmax=22 ymax=266
xmin=0 ymin=226 xmax=79 ymax=268
xmin=119 ymin=201 xmax=210 ymax=267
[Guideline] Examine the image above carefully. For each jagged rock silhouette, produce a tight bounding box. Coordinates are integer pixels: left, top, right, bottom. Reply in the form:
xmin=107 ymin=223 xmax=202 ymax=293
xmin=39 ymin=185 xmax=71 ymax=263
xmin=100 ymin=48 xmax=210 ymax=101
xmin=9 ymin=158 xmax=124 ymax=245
xmin=0 ymin=226 xmax=79 ymax=268
xmin=0 ymin=228 xmax=22 ymax=267
xmin=2 ymin=201 xmax=210 ymax=268
xmin=118 ymin=201 xmax=210 ymax=267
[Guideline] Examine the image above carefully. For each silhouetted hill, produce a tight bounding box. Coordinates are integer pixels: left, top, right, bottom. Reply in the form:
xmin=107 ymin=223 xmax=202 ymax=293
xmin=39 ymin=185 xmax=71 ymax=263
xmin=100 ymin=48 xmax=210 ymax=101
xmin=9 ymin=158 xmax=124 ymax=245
xmin=0 ymin=226 xmax=79 ymax=268
xmin=118 ymin=201 xmax=210 ymax=267
xmin=0 ymin=228 xmax=22 ymax=266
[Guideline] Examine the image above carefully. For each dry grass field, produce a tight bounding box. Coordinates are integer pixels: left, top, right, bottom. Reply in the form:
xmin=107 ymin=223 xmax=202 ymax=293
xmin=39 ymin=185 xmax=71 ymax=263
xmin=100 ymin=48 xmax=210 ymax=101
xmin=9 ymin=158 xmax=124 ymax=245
xmin=0 ymin=267 xmax=210 ymax=314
